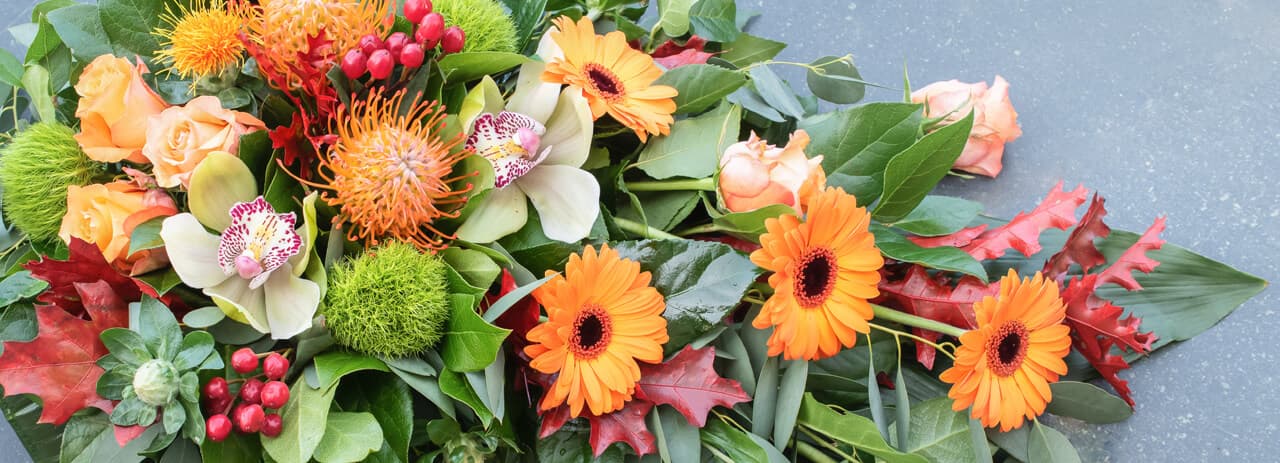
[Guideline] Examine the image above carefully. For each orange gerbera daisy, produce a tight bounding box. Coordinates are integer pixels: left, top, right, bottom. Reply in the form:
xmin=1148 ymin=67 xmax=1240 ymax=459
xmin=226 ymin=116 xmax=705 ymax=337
xmin=154 ymin=0 xmax=244 ymax=80
xmin=236 ymin=0 xmax=392 ymax=88
xmin=940 ymin=270 xmax=1072 ymax=432
xmin=314 ymin=91 xmax=472 ymax=251
xmin=541 ymin=16 xmax=677 ymax=142
xmin=524 ymin=244 xmax=668 ymax=417
xmin=750 ymin=186 xmax=884 ymax=361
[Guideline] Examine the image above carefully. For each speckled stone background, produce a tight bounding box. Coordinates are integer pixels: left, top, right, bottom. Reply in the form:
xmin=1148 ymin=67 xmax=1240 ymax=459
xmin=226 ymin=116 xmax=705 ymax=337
xmin=0 ymin=0 xmax=1276 ymax=461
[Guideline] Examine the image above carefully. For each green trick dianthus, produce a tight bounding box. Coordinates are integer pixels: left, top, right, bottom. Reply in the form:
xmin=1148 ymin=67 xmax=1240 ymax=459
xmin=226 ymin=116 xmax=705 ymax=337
xmin=324 ymin=242 xmax=453 ymax=357
xmin=0 ymin=123 xmax=107 ymax=242
xmin=435 ymin=0 xmax=518 ymax=53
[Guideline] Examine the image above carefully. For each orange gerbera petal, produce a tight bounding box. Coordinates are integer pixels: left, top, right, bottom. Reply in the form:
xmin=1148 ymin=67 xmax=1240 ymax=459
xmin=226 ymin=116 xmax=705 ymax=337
xmin=523 ymin=244 xmax=669 ymax=417
xmin=940 ymin=269 xmax=1073 ymax=432
xmin=749 ymin=186 xmax=884 ymax=361
xmin=541 ymin=16 xmax=677 ymax=142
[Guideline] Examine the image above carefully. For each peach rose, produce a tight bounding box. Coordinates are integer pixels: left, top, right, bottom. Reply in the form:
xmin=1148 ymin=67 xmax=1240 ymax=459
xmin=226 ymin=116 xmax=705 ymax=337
xmin=59 ymin=181 xmax=178 ymax=274
xmin=74 ymin=55 xmax=170 ymax=163
xmin=911 ymin=75 xmax=1022 ymax=177
xmin=143 ymin=96 xmax=266 ymax=188
xmin=718 ymin=130 xmax=823 ymax=213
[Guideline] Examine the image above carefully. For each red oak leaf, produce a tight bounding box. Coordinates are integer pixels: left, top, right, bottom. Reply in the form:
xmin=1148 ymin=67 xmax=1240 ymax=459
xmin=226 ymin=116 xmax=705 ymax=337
xmin=634 ymin=346 xmax=750 ymax=427
xmin=1044 ymin=194 xmax=1111 ymax=280
xmin=0 ymin=281 xmax=128 ymax=424
xmin=586 ymin=400 xmax=655 ymax=457
xmin=877 ymin=266 xmax=996 ymax=369
xmin=24 ymin=238 xmax=185 ymax=317
xmin=923 ymin=182 xmax=1087 ymax=261
xmin=909 ymin=224 xmax=988 ymax=248
xmin=481 ymin=270 xmax=540 ymax=347
xmin=537 ymin=403 xmax=573 ymax=440
xmin=651 ymin=36 xmax=714 ymax=69
xmin=1096 ymin=216 xmax=1166 ymax=291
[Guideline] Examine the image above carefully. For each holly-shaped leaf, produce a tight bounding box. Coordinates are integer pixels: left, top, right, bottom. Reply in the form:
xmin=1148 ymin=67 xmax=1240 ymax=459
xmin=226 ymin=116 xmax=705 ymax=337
xmin=635 ymin=346 xmax=749 ymax=427
xmin=877 ymin=266 xmax=996 ymax=369
xmin=1043 ymin=194 xmax=1111 ymax=280
xmin=0 ymin=280 xmax=128 ymax=424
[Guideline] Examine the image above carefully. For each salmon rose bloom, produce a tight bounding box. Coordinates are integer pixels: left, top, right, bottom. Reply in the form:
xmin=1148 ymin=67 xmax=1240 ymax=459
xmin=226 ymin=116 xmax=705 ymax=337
xmin=59 ymin=181 xmax=179 ymax=274
xmin=143 ymin=95 xmax=266 ymax=188
xmin=719 ymin=130 xmax=823 ymax=213
xmin=911 ymin=76 xmax=1021 ymax=177
xmin=73 ymin=55 xmax=170 ymax=163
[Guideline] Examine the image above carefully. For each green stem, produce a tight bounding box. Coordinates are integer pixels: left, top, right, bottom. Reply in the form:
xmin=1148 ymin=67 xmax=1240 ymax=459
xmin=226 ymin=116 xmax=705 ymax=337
xmin=794 ymin=440 xmax=842 ymax=463
xmin=798 ymin=427 xmax=862 ymax=463
xmin=673 ymin=222 xmax=722 ymax=236
xmin=871 ymin=304 xmax=967 ymax=338
xmin=613 ymin=217 xmax=681 ymax=240
xmin=869 ymin=322 xmax=957 ymax=360
xmin=625 ymin=178 xmax=716 ymax=192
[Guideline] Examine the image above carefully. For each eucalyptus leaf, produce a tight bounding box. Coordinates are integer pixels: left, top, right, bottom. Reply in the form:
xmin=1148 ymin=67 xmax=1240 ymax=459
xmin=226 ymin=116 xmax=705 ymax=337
xmin=1044 ymin=381 xmax=1133 ymax=423
xmin=748 ymin=66 xmax=803 ymax=119
xmin=181 ymin=307 xmax=225 ymax=329
xmin=806 ymin=55 xmax=866 ymax=104
xmin=1029 ymin=421 xmax=1083 ymax=463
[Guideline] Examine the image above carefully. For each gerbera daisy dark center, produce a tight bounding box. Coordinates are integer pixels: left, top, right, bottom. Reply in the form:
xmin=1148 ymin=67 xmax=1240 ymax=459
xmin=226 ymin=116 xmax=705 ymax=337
xmin=583 ymin=63 xmax=625 ymax=101
xmin=794 ymin=247 xmax=838 ymax=308
xmin=986 ymin=321 xmax=1030 ymax=377
xmin=569 ymin=304 xmax=613 ymax=359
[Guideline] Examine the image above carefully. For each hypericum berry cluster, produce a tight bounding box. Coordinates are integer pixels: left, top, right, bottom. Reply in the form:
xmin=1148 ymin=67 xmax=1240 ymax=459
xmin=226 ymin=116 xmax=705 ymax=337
xmin=341 ymin=0 xmax=465 ymax=80
xmin=202 ymin=348 xmax=292 ymax=442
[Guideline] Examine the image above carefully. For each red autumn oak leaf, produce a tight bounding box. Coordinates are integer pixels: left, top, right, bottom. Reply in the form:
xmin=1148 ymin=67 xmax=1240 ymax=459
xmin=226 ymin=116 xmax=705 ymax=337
xmin=1044 ymin=194 xmax=1111 ymax=280
xmin=909 ymin=224 xmax=988 ymax=248
xmin=0 ymin=281 xmax=129 ymax=425
xmin=482 ymin=270 xmax=540 ymax=348
xmin=878 ymin=266 xmax=996 ymax=369
xmin=586 ymin=400 xmax=655 ymax=457
xmin=1096 ymin=216 xmax=1166 ymax=291
xmin=24 ymin=238 xmax=186 ymax=316
xmin=537 ymin=403 xmax=573 ymax=440
xmin=651 ymin=36 xmax=714 ymax=69
xmin=920 ymin=182 xmax=1087 ymax=261
xmin=634 ymin=346 xmax=750 ymax=427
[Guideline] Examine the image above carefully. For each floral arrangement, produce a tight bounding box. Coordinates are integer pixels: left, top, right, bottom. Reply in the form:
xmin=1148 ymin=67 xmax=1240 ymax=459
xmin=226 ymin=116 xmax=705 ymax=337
xmin=0 ymin=0 xmax=1265 ymax=462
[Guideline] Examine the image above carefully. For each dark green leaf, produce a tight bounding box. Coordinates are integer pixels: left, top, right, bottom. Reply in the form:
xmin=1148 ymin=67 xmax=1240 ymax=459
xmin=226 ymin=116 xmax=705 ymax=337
xmin=160 ymin=438 xmax=199 ymax=463
xmin=96 ymin=365 xmax=134 ymax=399
xmin=438 ymin=52 xmax=527 ymax=83
xmin=871 ymin=225 xmax=988 ymax=281
xmin=653 ymin=64 xmax=746 ymax=114
xmin=687 ymin=0 xmax=738 ymax=42
xmin=362 ymin=377 xmax=413 ymax=461
xmin=441 ymin=248 xmax=501 ymax=292
xmin=872 ymin=113 xmax=974 ymax=222
xmin=635 ymin=103 xmax=741 ymax=180
xmin=0 ymin=271 xmax=47 ymax=306
xmin=438 ymin=367 xmax=493 ymax=425
xmin=217 ymin=87 xmax=253 ymax=109
xmin=888 ymin=195 xmax=983 ymax=237
xmin=98 ymin=0 xmax=164 ymax=57
xmin=719 ymin=33 xmax=785 ymax=68
xmin=0 ymin=303 xmax=38 ymax=345
xmin=313 ymin=351 xmax=390 ymax=390
xmin=1028 ymin=421 xmax=1082 ymax=463
xmin=700 ymin=417 xmax=771 ymax=463
xmin=385 ymin=363 xmax=457 ymax=420
xmin=800 ymin=102 xmax=922 ymax=181
xmin=134 ymin=268 xmax=183 ymax=296
xmin=902 ymin=398 xmax=977 ymax=462
xmin=617 ymin=190 xmax=700 ymax=232
xmin=706 ymin=200 xmax=794 ymax=242
xmin=748 ymin=66 xmax=803 ymax=119
xmin=806 ymin=55 xmax=865 ymax=104
xmin=128 ymin=217 xmax=166 ymax=256
xmin=200 ymin=432 xmax=262 ymax=463
xmin=23 ymin=17 xmax=63 ymax=65
xmin=61 ymin=409 xmax=158 ymax=463
xmin=236 ymin=130 xmax=274 ymax=180
xmin=481 ymin=274 xmax=553 ymax=324
xmin=825 ymin=173 xmax=881 ymax=207
xmin=1044 ymin=381 xmax=1132 ymax=423
xmin=313 ymin=412 xmax=383 ymax=463
xmin=261 ymin=377 xmax=337 ymax=463
xmin=537 ymin=425 xmax=592 ymax=462
xmin=440 ymin=294 xmax=511 ymax=372
xmin=500 ymin=0 xmax=547 ymax=51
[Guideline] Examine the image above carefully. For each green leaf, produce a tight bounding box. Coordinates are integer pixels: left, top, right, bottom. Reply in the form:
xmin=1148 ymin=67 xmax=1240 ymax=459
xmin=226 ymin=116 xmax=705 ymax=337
xmin=653 ymin=64 xmax=746 ymax=115
xmin=687 ymin=0 xmax=738 ymax=42
xmin=796 ymin=394 xmax=927 ymax=463
xmin=500 ymin=0 xmax=546 ymax=51
xmin=700 ymin=417 xmax=771 ymax=463
xmin=128 ymin=217 xmax=166 ymax=257
xmin=481 ymin=274 xmax=552 ymax=324
xmin=21 ymin=64 xmax=55 ymax=122
xmin=61 ymin=410 xmax=159 ymax=463
xmin=98 ymin=0 xmax=164 ymax=58
xmin=136 ymin=296 xmax=182 ymax=361
xmin=217 ymin=87 xmax=252 ymax=109
xmin=110 ymin=395 xmax=154 ymax=426
xmin=236 ymin=130 xmax=274 ymax=181
xmin=46 ymin=4 xmax=114 ymax=61
xmin=134 ymin=268 xmax=184 ymax=296
xmin=163 ymin=397 xmax=186 ymax=434
xmin=0 ymin=303 xmax=38 ymax=345
xmin=313 ymin=412 xmax=384 ymax=463
xmin=181 ymin=306 xmax=225 ymax=329
xmin=617 ymin=190 xmax=700 ymax=232
xmin=656 ymin=0 xmax=696 ymax=36
xmin=748 ymin=66 xmax=803 ymax=119
xmin=437 ymin=52 xmax=527 ymax=83
xmin=873 ymin=113 xmax=974 ymax=222
xmin=96 ymin=365 xmax=133 ymax=399
xmin=0 ymin=270 xmax=47 ymax=306
xmin=313 ymin=351 xmax=390 ymax=390
xmin=261 ymin=377 xmax=337 ymax=463
xmin=654 ymin=405 xmax=700 ymax=463
xmin=888 ymin=195 xmax=983 ymax=237
xmin=537 ymin=426 xmax=592 ymax=462
xmin=1044 ymin=381 xmax=1133 ymax=423
xmin=825 ymin=173 xmax=881 ymax=207
xmin=385 ymin=362 xmax=457 ymax=420
xmin=160 ymin=438 xmax=199 ymax=463
xmin=438 ymin=367 xmax=493 ymax=425
xmin=0 ymin=49 xmax=23 ymax=86
xmin=806 ymin=55 xmax=866 ymax=104
xmin=611 ymin=239 xmax=761 ymax=352
xmin=172 ymin=331 xmax=215 ymax=371
xmin=800 ymin=102 xmax=923 ymax=181
xmin=773 ymin=359 xmax=808 ymax=450
xmin=440 ymin=295 xmax=511 ymax=372
xmin=23 ymin=17 xmax=63 ymax=65
xmin=364 ymin=377 xmax=413 ymax=462
xmin=901 ymin=397 xmax=979 ymax=463
xmin=1028 ymin=421 xmax=1082 ymax=463
xmin=636 ymin=103 xmax=741 ymax=179
xmin=728 ymin=86 xmax=784 ymax=122
xmin=441 ymin=248 xmax=501 ymax=292
xmin=706 ymin=200 xmax=794 ymax=242
xmin=100 ymin=327 xmax=152 ymax=365
xmin=719 ymin=33 xmax=785 ymax=67
xmin=871 ymin=225 xmax=988 ymax=281
xmin=200 ymin=432 xmax=262 ymax=463
xmin=986 ymin=425 xmax=1029 ymax=462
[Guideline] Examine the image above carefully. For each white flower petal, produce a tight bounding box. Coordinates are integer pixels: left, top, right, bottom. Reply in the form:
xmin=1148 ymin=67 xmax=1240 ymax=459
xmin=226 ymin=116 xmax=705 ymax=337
xmin=207 ymin=277 xmax=270 ymax=334
xmin=507 ymin=60 xmax=560 ymax=124
xmin=159 ymin=214 xmax=229 ymax=289
xmin=262 ymin=264 xmax=321 ymax=340
xmin=516 ymin=165 xmax=600 ymax=243
xmin=455 ymin=185 xmax=529 ymax=243
xmin=540 ymin=89 xmax=593 ymax=167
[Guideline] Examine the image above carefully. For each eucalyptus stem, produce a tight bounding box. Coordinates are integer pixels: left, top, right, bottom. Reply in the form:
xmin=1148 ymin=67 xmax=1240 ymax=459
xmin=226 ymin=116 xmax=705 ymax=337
xmin=625 ymin=178 xmax=716 ymax=192
xmin=613 ymin=217 xmax=681 ymax=240
xmin=795 ymin=440 xmax=842 ymax=463
xmin=871 ymin=303 xmax=967 ymax=338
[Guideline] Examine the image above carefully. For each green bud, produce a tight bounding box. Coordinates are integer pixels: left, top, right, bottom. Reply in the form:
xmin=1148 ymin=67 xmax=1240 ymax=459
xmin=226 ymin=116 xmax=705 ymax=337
xmin=132 ymin=359 xmax=179 ymax=407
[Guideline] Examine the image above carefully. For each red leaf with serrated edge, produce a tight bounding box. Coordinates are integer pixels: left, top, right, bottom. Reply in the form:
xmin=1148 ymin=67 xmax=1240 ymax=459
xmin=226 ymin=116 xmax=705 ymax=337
xmin=1044 ymin=194 xmax=1111 ymax=280
xmin=586 ymin=400 xmax=655 ymax=457
xmin=1096 ymin=217 xmax=1166 ymax=290
xmin=24 ymin=238 xmax=186 ymax=317
xmin=655 ymin=49 xmax=715 ymax=69
xmin=927 ymin=182 xmax=1087 ymax=261
xmin=0 ymin=281 xmax=128 ymax=425
xmin=877 ymin=266 xmax=996 ymax=369
xmin=634 ymin=346 xmax=749 ymax=427
xmin=909 ymin=224 xmax=988 ymax=248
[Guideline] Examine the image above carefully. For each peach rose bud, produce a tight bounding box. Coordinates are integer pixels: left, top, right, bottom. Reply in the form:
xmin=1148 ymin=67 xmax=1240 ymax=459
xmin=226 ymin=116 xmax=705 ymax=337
xmin=59 ymin=181 xmax=178 ymax=274
xmin=718 ymin=130 xmax=823 ymax=213
xmin=142 ymin=95 xmax=266 ymax=188
xmin=73 ymin=55 xmax=170 ymax=163
xmin=911 ymin=75 xmax=1022 ymax=177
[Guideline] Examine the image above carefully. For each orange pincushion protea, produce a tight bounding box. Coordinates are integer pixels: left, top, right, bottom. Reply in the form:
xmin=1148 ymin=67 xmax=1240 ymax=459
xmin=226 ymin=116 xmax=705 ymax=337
xmin=940 ymin=270 xmax=1072 ymax=432
xmin=316 ymin=91 xmax=472 ymax=251
xmin=750 ymin=186 xmax=884 ymax=361
xmin=524 ymin=244 xmax=668 ymax=417
xmin=236 ymin=0 xmax=391 ymax=88
xmin=154 ymin=0 xmax=245 ymax=79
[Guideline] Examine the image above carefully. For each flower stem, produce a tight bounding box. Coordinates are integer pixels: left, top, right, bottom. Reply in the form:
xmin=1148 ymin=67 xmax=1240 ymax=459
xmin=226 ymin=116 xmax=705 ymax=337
xmin=673 ymin=222 xmax=722 ymax=236
xmin=625 ymin=178 xmax=716 ymax=192
xmin=613 ymin=217 xmax=681 ymax=240
xmin=871 ymin=303 xmax=967 ymax=338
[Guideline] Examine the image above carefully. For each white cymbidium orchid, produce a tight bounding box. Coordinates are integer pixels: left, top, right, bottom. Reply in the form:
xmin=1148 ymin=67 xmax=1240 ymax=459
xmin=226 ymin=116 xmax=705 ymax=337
xmin=159 ymin=151 xmax=322 ymax=339
xmin=456 ymin=27 xmax=597 ymax=243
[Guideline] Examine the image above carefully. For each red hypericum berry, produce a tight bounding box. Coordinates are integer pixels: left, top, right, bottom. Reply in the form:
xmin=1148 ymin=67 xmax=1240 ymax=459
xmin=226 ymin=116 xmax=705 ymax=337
xmin=367 ymin=49 xmax=394 ymax=79
xmin=404 ymin=0 xmax=432 ymax=24
xmin=416 ymin=12 xmax=445 ymax=49
xmin=441 ymin=26 xmax=465 ymax=54
xmin=386 ymin=32 xmax=409 ymax=56
xmin=202 ymin=377 xmax=229 ymax=401
xmin=261 ymin=413 xmax=283 ymax=438
xmin=234 ymin=404 xmax=265 ymax=433
xmin=341 ymin=50 xmax=368 ymax=80
xmin=231 ymin=348 xmax=258 ymax=374
xmin=206 ymin=414 xmax=232 ymax=442
xmin=400 ymin=43 xmax=425 ymax=68
xmin=240 ymin=378 xmax=264 ymax=404
xmin=259 ymin=381 xmax=290 ymax=409
xmin=262 ymin=353 xmax=289 ymax=380
xmin=358 ymin=34 xmax=384 ymax=55
xmin=204 ymin=395 xmax=231 ymax=415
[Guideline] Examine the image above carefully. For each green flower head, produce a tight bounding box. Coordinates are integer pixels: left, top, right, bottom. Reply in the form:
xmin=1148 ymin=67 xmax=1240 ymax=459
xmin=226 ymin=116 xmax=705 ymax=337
xmin=323 ymin=242 xmax=452 ymax=357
